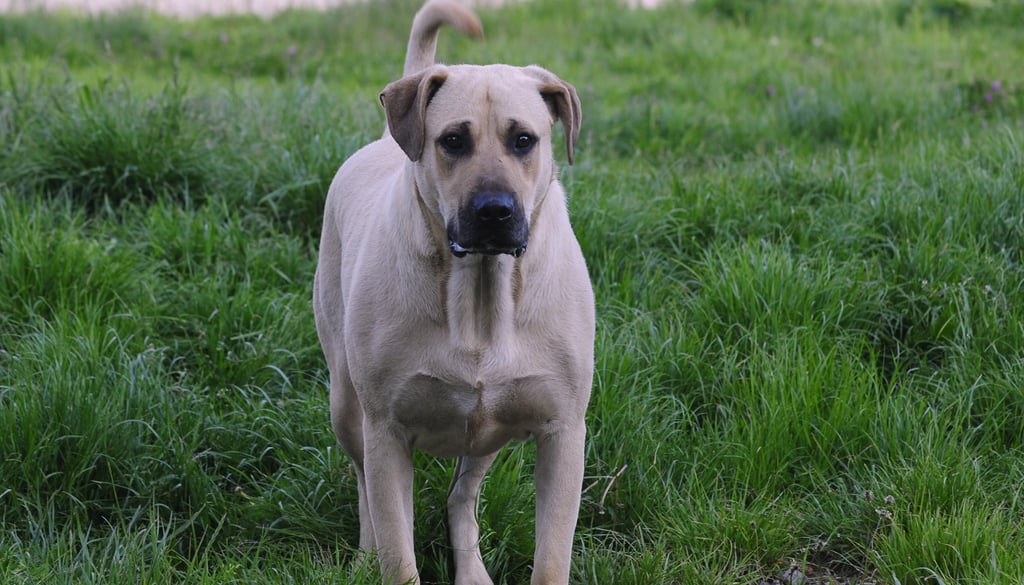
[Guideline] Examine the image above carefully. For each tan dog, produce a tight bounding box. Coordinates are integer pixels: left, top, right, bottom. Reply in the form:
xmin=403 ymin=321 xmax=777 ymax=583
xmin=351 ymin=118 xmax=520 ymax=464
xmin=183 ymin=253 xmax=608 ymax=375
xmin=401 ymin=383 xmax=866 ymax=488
xmin=312 ymin=1 xmax=594 ymax=583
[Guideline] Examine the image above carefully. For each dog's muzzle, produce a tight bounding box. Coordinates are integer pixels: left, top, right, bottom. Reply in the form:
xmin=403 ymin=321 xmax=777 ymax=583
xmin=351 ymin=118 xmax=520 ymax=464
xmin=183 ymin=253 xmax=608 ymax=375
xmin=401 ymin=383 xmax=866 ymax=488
xmin=447 ymin=192 xmax=528 ymax=258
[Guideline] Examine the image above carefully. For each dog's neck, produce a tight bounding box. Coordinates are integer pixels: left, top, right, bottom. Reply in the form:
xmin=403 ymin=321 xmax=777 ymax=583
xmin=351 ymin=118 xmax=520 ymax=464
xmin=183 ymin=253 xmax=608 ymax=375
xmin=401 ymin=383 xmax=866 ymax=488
xmin=410 ymin=180 xmax=520 ymax=351
xmin=446 ymin=254 xmax=518 ymax=351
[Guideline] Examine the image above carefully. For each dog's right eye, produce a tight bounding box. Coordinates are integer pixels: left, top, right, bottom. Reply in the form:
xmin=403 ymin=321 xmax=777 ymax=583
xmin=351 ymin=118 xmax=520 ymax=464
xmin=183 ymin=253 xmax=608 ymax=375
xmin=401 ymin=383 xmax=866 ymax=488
xmin=441 ymin=133 xmax=467 ymax=154
xmin=513 ymin=134 xmax=535 ymax=151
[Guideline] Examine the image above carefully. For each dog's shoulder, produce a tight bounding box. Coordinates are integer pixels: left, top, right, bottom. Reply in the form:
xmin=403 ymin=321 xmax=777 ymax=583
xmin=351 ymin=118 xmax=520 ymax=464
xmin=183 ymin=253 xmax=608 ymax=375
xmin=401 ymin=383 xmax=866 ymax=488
xmin=336 ymin=137 xmax=407 ymax=183
xmin=327 ymin=137 xmax=407 ymax=205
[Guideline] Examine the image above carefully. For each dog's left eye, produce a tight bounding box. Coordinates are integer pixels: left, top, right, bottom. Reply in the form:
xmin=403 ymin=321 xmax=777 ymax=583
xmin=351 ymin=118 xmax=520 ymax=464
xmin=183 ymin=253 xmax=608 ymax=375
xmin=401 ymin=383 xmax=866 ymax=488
xmin=512 ymin=133 xmax=535 ymax=153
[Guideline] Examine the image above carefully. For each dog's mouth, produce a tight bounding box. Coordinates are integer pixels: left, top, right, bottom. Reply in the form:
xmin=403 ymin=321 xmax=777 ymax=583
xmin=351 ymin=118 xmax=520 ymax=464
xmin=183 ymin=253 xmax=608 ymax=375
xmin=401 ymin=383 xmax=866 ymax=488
xmin=448 ymin=240 xmax=527 ymax=258
xmin=446 ymin=191 xmax=529 ymax=259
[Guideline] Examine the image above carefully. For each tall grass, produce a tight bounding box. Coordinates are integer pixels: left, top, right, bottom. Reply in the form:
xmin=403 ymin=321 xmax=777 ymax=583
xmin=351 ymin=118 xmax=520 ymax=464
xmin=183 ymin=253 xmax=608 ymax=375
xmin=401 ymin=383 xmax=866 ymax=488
xmin=2 ymin=0 xmax=1023 ymax=583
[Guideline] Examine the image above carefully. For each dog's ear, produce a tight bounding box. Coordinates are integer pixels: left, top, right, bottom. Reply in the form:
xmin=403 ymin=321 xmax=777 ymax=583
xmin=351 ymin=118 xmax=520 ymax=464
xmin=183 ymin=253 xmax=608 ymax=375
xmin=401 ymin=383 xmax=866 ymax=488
xmin=380 ymin=66 xmax=449 ymax=162
xmin=524 ymin=66 xmax=582 ymax=165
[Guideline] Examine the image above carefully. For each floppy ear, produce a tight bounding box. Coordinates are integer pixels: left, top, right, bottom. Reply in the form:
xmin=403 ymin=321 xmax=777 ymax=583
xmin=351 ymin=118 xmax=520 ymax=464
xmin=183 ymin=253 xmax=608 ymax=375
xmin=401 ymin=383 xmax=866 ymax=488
xmin=380 ymin=66 xmax=449 ymax=162
xmin=524 ymin=65 xmax=582 ymax=165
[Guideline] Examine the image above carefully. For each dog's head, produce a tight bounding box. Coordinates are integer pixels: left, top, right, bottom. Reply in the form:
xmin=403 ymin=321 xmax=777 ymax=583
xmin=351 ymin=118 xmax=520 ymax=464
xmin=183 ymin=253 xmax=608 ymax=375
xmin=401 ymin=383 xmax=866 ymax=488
xmin=380 ymin=64 xmax=580 ymax=258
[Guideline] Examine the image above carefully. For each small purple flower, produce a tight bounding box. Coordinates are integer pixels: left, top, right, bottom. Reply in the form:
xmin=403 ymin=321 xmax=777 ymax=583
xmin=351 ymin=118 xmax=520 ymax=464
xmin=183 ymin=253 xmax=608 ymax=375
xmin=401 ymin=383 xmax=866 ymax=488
xmin=985 ymin=92 xmax=994 ymax=103
xmin=991 ymin=80 xmax=1002 ymax=92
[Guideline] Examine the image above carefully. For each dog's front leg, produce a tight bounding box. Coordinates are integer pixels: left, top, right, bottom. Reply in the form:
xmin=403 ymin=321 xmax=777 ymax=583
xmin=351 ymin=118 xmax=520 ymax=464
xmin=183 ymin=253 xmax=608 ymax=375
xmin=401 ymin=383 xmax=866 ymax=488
xmin=531 ymin=422 xmax=587 ymax=585
xmin=363 ymin=425 xmax=419 ymax=585
xmin=448 ymin=452 xmax=500 ymax=585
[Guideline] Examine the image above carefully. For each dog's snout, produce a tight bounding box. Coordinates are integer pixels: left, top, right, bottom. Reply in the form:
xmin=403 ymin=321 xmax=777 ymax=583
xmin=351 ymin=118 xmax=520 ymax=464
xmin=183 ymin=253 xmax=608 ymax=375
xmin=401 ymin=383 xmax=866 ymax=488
xmin=448 ymin=190 xmax=528 ymax=257
xmin=472 ymin=192 xmax=516 ymax=223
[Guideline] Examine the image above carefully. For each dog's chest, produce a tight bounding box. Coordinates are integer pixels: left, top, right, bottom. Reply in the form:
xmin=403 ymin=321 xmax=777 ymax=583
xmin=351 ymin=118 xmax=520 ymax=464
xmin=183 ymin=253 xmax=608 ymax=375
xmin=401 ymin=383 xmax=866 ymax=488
xmin=390 ymin=366 xmax=560 ymax=458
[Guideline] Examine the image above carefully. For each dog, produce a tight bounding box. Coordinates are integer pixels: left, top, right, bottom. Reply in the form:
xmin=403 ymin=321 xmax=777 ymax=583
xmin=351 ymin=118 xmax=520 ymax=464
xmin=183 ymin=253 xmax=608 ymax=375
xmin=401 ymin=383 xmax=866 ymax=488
xmin=312 ymin=1 xmax=594 ymax=583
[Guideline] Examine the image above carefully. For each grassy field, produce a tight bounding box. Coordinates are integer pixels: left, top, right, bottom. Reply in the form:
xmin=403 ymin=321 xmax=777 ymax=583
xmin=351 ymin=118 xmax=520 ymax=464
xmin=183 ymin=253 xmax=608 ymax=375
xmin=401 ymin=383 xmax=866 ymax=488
xmin=2 ymin=0 xmax=1023 ymax=583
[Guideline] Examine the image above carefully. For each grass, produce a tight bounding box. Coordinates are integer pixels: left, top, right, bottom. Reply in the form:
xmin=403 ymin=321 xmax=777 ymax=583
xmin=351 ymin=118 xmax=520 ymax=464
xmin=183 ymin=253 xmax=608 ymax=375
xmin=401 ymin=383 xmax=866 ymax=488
xmin=1 ymin=0 xmax=1023 ymax=583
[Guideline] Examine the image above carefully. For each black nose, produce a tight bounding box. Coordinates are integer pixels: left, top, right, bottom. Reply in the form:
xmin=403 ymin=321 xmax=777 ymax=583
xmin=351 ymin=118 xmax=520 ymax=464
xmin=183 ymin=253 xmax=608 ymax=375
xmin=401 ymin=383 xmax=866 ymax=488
xmin=471 ymin=192 xmax=516 ymax=222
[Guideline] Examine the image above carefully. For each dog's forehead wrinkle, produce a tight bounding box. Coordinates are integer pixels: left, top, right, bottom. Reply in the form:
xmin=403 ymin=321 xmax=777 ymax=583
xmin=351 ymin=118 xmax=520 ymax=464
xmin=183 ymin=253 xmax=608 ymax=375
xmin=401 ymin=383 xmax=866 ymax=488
xmin=504 ymin=117 xmax=541 ymax=138
xmin=441 ymin=120 xmax=473 ymax=135
xmin=436 ymin=67 xmax=550 ymax=118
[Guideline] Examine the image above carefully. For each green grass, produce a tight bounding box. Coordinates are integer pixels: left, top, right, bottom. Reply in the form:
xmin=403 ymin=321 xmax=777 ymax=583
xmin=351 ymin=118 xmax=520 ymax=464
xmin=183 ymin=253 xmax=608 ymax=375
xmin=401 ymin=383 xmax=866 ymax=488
xmin=2 ymin=0 xmax=1023 ymax=583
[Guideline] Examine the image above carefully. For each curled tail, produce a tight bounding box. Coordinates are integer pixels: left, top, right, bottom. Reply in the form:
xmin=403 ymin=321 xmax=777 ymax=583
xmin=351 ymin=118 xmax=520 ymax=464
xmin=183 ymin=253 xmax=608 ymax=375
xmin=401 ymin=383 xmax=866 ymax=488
xmin=403 ymin=0 xmax=483 ymax=76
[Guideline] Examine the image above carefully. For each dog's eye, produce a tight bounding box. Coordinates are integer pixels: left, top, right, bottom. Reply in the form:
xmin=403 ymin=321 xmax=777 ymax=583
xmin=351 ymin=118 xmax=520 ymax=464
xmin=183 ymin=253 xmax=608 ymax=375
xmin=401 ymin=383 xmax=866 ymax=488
xmin=512 ymin=133 xmax=536 ymax=153
xmin=441 ymin=133 xmax=467 ymax=154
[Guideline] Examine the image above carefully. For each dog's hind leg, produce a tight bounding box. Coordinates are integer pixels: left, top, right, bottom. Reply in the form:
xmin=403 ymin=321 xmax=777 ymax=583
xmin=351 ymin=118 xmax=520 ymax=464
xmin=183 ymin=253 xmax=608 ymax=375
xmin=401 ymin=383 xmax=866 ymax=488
xmin=448 ymin=452 xmax=500 ymax=585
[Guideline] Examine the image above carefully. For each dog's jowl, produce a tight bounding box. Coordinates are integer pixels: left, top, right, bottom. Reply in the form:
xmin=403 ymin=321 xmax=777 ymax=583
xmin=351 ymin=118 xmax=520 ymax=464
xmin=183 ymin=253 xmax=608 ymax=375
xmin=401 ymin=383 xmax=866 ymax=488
xmin=312 ymin=1 xmax=594 ymax=583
